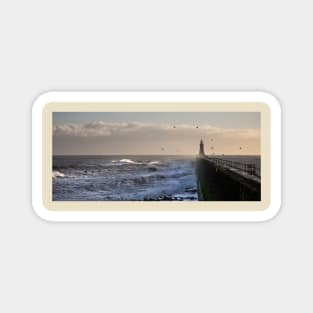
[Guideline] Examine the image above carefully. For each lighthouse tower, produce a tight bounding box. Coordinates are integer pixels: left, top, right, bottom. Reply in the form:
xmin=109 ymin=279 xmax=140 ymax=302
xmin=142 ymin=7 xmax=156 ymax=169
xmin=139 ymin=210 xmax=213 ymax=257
xmin=199 ymin=139 xmax=205 ymax=156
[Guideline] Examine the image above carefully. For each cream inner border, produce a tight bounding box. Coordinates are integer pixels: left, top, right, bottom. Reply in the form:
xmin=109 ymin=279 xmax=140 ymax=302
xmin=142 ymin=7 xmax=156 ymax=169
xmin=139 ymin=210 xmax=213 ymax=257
xmin=42 ymin=101 xmax=270 ymax=212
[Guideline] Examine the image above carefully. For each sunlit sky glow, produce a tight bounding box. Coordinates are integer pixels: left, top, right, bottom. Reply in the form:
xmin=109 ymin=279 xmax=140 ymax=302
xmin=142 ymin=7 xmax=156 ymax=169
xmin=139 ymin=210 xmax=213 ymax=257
xmin=53 ymin=112 xmax=260 ymax=155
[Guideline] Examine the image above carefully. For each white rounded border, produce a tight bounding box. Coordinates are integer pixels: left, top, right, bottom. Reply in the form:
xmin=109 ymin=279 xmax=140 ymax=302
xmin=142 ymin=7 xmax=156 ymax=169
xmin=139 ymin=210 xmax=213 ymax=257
xmin=32 ymin=91 xmax=281 ymax=222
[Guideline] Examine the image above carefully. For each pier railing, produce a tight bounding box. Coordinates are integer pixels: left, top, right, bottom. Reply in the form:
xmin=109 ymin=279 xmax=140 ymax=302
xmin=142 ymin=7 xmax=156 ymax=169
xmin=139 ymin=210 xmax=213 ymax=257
xmin=207 ymin=157 xmax=260 ymax=178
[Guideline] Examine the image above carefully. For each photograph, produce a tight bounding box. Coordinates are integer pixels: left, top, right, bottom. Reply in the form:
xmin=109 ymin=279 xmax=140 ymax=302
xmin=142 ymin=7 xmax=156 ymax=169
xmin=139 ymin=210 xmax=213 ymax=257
xmin=52 ymin=112 xmax=261 ymax=201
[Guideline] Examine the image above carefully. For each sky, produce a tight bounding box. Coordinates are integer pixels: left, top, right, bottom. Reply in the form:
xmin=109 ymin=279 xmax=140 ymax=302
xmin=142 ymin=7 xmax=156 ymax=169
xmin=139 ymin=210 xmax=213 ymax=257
xmin=53 ymin=112 xmax=261 ymax=155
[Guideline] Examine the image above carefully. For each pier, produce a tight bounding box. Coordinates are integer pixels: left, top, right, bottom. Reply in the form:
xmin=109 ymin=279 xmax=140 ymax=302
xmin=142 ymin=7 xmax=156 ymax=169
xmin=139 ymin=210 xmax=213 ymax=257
xmin=196 ymin=140 xmax=261 ymax=201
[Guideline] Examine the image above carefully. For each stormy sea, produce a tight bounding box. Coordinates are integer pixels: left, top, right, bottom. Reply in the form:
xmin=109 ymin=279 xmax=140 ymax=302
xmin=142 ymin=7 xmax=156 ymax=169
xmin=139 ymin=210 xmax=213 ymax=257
xmin=52 ymin=155 xmax=261 ymax=201
xmin=52 ymin=155 xmax=198 ymax=201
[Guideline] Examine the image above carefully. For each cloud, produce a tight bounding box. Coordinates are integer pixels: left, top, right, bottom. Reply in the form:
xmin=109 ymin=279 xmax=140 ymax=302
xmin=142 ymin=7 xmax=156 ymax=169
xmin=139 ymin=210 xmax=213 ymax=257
xmin=53 ymin=120 xmax=260 ymax=140
xmin=53 ymin=121 xmax=164 ymax=137
xmin=54 ymin=122 xmax=117 ymax=137
xmin=53 ymin=121 xmax=261 ymax=155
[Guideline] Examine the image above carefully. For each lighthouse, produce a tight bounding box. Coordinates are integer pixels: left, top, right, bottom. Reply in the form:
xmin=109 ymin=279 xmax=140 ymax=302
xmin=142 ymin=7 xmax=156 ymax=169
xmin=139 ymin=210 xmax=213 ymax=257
xmin=199 ymin=139 xmax=205 ymax=156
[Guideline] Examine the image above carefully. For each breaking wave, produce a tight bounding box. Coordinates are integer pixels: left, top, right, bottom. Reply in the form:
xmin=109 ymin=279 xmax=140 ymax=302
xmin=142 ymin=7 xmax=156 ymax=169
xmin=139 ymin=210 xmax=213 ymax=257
xmin=111 ymin=159 xmax=160 ymax=166
xmin=118 ymin=159 xmax=143 ymax=165
xmin=52 ymin=170 xmax=65 ymax=178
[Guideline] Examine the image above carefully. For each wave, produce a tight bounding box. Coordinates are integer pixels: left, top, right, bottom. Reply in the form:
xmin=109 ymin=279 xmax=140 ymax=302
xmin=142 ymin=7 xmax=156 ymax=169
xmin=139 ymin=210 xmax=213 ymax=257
xmin=117 ymin=168 xmax=193 ymax=186
xmin=119 ymin=159 xmax=143 ymax=164
xmin=52 ymin=170 xmax=65 ymax=178
xmin=148 ymin=161 xmax=159 ymax=165
xmin=111 ymin=159 xmax=160 ymax=166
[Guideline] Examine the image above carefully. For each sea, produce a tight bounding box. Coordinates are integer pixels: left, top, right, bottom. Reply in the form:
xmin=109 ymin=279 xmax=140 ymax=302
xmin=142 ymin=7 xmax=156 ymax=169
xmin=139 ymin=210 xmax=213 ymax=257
xmin=52 ymin=155 xmax=260 ymax=201
xmin=53 ymin=155 xmax=198 ymax=201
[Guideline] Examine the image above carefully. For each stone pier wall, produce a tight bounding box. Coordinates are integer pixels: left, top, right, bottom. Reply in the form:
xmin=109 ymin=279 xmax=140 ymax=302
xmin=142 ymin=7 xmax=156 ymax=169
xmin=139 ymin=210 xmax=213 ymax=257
xmin=196 ymin=157 xmax=261 ymax=201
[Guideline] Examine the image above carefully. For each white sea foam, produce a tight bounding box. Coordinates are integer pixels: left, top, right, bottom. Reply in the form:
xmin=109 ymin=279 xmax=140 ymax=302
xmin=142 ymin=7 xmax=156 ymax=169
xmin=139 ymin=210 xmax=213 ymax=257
xmin=111 ymin=159 xmax=159 ymax=166
xmin=148 ymin=161 xmax=159 ymax=165
xmin=52 ymin=170 xmax=65 ymax=178
xmin=119 ymin=159 xmax=143 ymax=165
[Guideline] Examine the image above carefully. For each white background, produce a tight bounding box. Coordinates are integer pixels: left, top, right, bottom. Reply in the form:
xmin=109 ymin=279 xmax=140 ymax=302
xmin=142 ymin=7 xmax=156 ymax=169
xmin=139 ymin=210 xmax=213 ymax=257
xmin=0 ymin=1 xmax=311 ymax=312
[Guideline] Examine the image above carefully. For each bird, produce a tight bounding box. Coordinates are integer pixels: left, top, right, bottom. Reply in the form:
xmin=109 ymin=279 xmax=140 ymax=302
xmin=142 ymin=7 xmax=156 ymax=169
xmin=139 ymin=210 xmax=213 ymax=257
xmin=173 ymin=126 xmax=176 ymax=129
xmin=196 ymin=126 xmax=199 ymax=128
